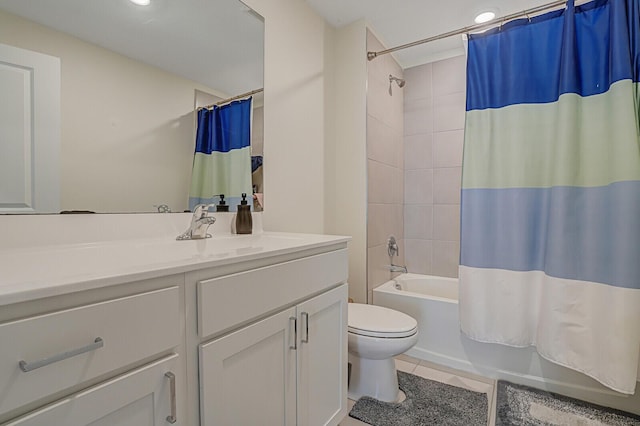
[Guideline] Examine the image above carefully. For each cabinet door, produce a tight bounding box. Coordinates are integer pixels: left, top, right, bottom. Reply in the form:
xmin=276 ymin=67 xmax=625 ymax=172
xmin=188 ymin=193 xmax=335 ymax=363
xmin=296 ymin=284 xmax=348 ymax=426
xmin=6 ymin=354 xmax=180 ymax=426
xmin=199 ymin=307 xmax=297 ymax=426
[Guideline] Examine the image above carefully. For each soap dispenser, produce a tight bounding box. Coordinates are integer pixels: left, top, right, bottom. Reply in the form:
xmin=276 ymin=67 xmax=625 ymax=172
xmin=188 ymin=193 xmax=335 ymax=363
xmin=235 ymin=193 xmax=252 ymax=234
xmin=216 ymin=194 xmax=229 ymax=212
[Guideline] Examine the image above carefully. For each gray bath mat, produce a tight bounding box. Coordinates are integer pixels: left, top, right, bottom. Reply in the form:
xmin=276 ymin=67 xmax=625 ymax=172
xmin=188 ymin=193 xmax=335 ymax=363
xmin=496 ymin=380 xmax=640 ymax=425
xmin=349 ymin=370 xmax=488 ymax=426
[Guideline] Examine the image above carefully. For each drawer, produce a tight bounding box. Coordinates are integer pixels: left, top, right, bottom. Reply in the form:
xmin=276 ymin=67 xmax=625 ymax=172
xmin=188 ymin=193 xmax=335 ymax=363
xmin=198 ymin=249 xmax=347 ymax=338
xmin=5 ymin=354 xmax=179 ymax=426
xmin=0 ymin=286 xmax=180 ymax=416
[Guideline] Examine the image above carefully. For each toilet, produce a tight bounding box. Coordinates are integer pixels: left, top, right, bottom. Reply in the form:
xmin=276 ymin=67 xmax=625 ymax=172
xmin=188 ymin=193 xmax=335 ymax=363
xmin=347 ymin=303 xmax=418 ymax=402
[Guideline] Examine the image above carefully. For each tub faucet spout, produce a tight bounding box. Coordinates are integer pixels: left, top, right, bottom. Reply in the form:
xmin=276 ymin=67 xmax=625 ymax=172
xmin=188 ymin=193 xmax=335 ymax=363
xmin=389 ymin=264 xmax=408 ymax=273
xmin=177 ymin=204 xmax=216 ymax=240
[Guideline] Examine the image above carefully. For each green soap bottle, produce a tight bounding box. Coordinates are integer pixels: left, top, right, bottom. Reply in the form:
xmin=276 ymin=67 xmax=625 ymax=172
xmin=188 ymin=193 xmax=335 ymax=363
xmin=235 ymin=193 xmax=252 ymax=234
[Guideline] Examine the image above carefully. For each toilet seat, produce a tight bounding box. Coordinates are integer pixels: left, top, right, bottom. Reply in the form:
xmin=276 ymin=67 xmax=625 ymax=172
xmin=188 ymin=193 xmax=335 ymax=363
xmin=348 ymin=303 xmax=417 ymax=338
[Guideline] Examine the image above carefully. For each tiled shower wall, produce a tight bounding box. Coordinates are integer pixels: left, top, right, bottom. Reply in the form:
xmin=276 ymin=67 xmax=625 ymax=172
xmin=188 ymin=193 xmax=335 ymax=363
xmin=403 ymin=55 xmax=466 ymax=278
xmin=366 ymin=30 xmax=404 ymax=303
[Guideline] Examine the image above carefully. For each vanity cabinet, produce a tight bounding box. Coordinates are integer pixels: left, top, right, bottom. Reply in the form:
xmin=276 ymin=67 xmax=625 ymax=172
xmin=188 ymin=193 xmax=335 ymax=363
xmin=199 ymin=284 xmax=347 ymax=426
xmin=0 ymin=230 xmax=349 ymax=426
xmin=0 ymin=282 xmax=184 ymax=426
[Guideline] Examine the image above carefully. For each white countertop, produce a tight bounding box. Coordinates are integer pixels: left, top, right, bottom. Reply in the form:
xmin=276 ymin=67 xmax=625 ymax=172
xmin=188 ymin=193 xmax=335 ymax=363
xmin=0 ymin=213 xmax=349 ymax=306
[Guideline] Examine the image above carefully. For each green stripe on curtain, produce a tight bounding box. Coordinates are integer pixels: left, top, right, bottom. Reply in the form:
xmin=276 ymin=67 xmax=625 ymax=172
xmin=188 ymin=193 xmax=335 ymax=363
xmin=463 ymin=80 xmax=640 ymax=189
xmin=189 ymin=146 xmax=253 ymax=198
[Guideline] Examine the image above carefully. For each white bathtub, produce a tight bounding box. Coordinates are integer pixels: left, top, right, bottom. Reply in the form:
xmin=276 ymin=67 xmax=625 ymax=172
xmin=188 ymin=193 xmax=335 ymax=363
xmin=373 ymin=273 xmax=640 ymax=415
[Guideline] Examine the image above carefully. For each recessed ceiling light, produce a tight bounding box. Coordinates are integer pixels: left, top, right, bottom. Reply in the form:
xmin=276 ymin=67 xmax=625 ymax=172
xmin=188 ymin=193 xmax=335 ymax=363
xmin=129 ymin=0 xmax=151 ymax=6
xmin=474 ymin=11 xmax=496 ymax=24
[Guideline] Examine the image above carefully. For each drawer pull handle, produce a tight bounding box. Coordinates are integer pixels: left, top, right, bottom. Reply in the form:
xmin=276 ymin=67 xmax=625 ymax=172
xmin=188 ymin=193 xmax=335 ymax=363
xmin=19 ymin=337 xmax=104 ymax=373
xmin=165 ymin=372 xmax=177 ymax=424
xmin=289 ymin=316 xmax=297 ymax=350
xmin=301 ymin=312 xmax=310 ymax=344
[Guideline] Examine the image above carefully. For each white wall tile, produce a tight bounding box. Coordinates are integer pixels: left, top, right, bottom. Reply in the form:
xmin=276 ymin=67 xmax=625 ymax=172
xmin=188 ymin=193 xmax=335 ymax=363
xmin=404 ymin=204 xmax=432 ymax=240
xmin=434 ymin=92 xmax=465 ymax=132
xmin=404 ymin=133 xmax=432 ymax=170
xmin=404 ymin=169 xmax=433 ymax=205
xmin=368 ymin=160 xmax=398 ymax=204
xmin=404 ymin=98 xmax=433 ymax=136
xmin=368 ymin=243 xmax=392 ymax=293
xmin=433 ymin=167 xmax=461 ymax=204
xmin=367 ymin=75 xmax=390 ymax=123
xmin=433 ymin=204 xmax=460 ymax=242
xmin=433 ymin=130 xmax=464 ymax=168
xmin=404 ymin=239 xmax=432 ymax=275
xmin=402 ymin=54 xmax=467 ymax=279
xmin=432 ymin=241 xmax=460 ymax=278
xmin=404 ymin=63 xmax=432 ymax=102
xmin=368 ymin=203 xmax=403 ymax=248
xmin=432 ymin=55 xmax=467 ymax=97
xmin=392 ymin=166 xmax=404 ymax=204
xmin=368 ymin=203 xmax=386 ymax=248
xmin=367 ymin=115 xmax=402 ymax=167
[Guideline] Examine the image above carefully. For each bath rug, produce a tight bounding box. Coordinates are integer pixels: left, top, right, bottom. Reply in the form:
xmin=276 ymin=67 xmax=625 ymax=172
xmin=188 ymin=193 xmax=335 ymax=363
xmin=348 ymin=370 xmax=488 ymax=426
xmin=496 ymin=380 xmax=640 ymax=425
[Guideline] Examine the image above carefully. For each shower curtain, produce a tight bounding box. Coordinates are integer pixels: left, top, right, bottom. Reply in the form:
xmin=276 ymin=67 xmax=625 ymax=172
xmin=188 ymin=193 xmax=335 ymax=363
xmin=460 ymin=0 xmax=640 ymax=394
xmin=189 ymin=98 xmax=253 ymax=212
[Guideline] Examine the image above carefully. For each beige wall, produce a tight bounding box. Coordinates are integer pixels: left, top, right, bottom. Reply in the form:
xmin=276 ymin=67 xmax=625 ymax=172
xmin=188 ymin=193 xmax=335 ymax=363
xmin=0 ymin=9 xmax=226 ymax=214
xmin=244 ymin=0 xmax=329 ymax=234
xmin=403 ymin=55 xmax=466 ymax=278
xmin=325 ymin=20 xmax=368 ymax=303
xmin=366 ymin=30 xmax=405 ymax=302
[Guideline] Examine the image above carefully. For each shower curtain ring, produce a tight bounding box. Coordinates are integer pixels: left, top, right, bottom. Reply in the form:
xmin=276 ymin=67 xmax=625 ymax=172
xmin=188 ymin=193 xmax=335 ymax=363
xmin=524 ymin=10 xmax=531 ymax=22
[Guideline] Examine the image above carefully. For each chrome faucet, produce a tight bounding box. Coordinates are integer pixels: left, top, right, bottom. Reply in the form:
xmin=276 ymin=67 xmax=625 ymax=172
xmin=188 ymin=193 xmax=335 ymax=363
xmin=389 ymin=264 xmax=408 ymax=273
xmin=176 ymin=204 xmax=216 ymax=240
xmin=387 ymin=236 xmax=408 ymax=274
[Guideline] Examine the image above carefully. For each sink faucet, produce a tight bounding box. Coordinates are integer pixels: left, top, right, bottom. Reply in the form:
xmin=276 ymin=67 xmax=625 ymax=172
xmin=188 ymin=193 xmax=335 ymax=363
xmin=176 ymin=204 xmax=216 ymax=240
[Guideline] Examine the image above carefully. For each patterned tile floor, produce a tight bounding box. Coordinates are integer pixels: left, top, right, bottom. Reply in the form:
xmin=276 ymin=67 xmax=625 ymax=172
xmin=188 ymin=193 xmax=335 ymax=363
xmin=340 ymin=355 xmax=497 ymax=426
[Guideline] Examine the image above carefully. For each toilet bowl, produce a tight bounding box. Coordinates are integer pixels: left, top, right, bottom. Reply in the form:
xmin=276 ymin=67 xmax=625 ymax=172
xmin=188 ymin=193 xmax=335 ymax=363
xmin=347 ymin=303 xmax=418 ymax=402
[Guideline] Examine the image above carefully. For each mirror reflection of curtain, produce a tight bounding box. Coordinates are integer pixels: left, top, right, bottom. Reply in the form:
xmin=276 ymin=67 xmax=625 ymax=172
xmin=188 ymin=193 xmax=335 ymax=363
xmin=189 ymin=97 xmax=253 ymax=212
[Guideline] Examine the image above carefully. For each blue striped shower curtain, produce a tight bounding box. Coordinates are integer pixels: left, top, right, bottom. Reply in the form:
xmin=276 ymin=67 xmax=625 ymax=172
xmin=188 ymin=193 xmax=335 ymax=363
xmin=189 ymin=98 xmax=253 ymax=212
xmin=460 ymin=0 xmax=640 ymax=393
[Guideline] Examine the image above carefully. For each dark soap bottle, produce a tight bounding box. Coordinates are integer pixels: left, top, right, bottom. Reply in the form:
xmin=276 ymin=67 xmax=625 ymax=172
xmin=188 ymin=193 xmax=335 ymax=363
xmin=235 ymin=193 xmax=252 ymax=234
xmin=216 ymin=194 xmax=229 ymax=212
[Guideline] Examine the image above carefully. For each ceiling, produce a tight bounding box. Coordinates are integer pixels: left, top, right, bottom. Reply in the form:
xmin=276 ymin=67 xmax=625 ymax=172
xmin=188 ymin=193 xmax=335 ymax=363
xmin=0 ymin=0 xmax=264 ymax=97
xmin=305 ymin=0 xmax=561 ymax=69
xmin=0 ymin=0 xmax=565 ymax=91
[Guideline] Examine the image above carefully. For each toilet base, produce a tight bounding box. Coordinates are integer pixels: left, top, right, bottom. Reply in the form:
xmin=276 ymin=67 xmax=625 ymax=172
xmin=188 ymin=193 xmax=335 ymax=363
xmin=348 ymin=354 xmax=401 ymax=403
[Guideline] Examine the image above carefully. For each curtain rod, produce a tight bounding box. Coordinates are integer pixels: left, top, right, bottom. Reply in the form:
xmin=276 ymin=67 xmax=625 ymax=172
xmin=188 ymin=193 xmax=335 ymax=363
xmin=367 ymin=0 xmax=567 ymax=61
xmin=199 ymin=88 xmax=264 ymax=110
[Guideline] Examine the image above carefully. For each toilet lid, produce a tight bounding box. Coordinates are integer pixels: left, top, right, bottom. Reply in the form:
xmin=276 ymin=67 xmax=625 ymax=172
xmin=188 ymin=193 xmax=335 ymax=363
xmin=348 ymin=303 xmax=417 ymax=338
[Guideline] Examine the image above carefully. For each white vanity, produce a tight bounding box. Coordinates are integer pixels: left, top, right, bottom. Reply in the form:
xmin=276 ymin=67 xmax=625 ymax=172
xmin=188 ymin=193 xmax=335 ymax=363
xmin=0 ymin=213 xmax=349 ymax=426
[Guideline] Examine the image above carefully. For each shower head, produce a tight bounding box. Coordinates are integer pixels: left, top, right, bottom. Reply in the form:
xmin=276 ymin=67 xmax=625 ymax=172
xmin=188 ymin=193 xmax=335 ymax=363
xmin=389 ymin=75 xmax=406 ymax=95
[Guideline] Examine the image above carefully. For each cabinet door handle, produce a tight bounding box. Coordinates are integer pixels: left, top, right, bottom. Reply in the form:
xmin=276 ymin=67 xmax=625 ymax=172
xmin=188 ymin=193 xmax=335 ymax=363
xmin=19 ymin=337 xmax=104 ymax=373
xmin=165 ymin=372 xmax=177 ymax=424
xmin=289 ymin=316 xmax=297 ymax=350
xmin=301 ymin=312 xmax=309 ymax=344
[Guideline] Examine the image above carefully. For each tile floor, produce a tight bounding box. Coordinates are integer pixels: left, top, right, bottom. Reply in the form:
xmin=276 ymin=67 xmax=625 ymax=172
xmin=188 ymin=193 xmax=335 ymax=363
xmin=340 ymin=355 xmax=498 ymax=426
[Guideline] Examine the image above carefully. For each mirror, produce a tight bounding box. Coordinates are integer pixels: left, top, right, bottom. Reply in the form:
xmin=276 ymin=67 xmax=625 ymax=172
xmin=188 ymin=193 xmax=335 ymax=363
xmin=0 ymin=0 xmax=264 ymax=214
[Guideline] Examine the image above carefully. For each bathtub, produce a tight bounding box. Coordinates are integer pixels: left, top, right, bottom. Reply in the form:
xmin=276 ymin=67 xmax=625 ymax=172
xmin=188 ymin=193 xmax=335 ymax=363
xmin=373 ymin=273 xmax=640 ymax=415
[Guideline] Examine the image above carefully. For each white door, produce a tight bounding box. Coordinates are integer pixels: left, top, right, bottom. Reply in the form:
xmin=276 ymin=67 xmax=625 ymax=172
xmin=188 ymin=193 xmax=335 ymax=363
xmin=296 ymin=284 xmax=348 ymax=426
xmin=0 ymin=43 xmax=60 ymax=213
xmin=199 ymin=307 xmax=297 ymax=426
xmin=6 ymin=354 xmax=180 ymax=426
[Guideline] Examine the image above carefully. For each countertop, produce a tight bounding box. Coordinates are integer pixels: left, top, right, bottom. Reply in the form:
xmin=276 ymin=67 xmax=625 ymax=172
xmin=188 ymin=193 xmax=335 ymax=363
xmin=0 ymin=213 xmax=349 ymax=306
